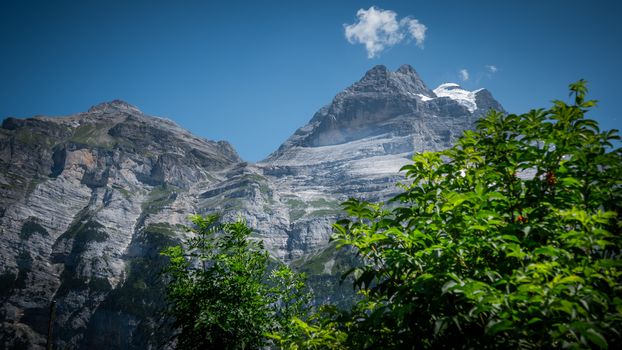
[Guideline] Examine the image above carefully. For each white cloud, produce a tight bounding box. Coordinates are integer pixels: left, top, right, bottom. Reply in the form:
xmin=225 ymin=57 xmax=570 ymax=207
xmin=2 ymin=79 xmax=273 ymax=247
xmin=486 ymin=65 xmax=498 ymax=73
xmin=459 ymin=69 xmax=469 ymax=81
xmin=344 ymin=6 xmax=427 ymax=58
xmin=405 ymin=18 xmax=427 ymax=48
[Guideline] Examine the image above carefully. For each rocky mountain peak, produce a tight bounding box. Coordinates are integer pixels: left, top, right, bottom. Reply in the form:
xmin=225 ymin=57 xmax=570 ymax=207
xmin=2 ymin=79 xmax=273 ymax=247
xmin=360 ymin=64 xmax=389 ymax=80
xmin=345 ymin=64 xmax=434 ymax=97
xmin=395 ymin=63 xmax=417 ymax=75
xmin=267 ymin=64 xmax=504 ymax=156
xmin=87 ymin=99 xmax=141 ymax=114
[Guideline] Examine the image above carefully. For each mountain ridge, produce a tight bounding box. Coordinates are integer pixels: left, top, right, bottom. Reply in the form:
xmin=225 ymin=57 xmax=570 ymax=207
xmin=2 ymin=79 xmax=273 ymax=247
xmin=266 ymin=64 xmax=502 ymax=161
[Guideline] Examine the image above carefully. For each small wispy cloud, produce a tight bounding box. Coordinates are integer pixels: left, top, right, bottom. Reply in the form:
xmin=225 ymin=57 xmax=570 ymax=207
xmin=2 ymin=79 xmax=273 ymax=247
xmin=470 ymin=65 xmax=499 ymax=85
xmin=344 ymin=6 xmax=427 ymax=58
xmin=486 ymin=65 xmax=498 ymax=73
xmin=459 ymin=69 xmax=469 ymax=81
xmin=406 ymin=19 xmax=426 ymax=48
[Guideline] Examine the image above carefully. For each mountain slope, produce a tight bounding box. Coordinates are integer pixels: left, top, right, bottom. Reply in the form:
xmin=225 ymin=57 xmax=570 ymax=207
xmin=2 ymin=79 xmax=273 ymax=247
xmin=0 ymin=101 xmax=241 ymax=349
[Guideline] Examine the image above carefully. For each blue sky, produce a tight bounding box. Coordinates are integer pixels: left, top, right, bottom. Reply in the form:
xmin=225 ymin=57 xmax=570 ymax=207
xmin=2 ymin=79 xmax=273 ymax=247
xmin=1 ymin=0 xmax=621 ymax=162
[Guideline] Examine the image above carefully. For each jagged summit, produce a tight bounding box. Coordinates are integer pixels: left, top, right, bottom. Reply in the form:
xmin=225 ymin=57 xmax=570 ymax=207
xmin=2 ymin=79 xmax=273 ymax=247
xmin=81 ymin=100 xmax=193 ymax=133
xmin=88 ymin=99 xmax=141 ymax=114
xmin=1 ymin=99 xmax=241 ymax=168
xmin=396 ymin=63 xmax=417 ymax=74
xmin=345 ymin=64 xmax=434 ymax=97
xmin=266 ymin=64 xmax=504 ymax=161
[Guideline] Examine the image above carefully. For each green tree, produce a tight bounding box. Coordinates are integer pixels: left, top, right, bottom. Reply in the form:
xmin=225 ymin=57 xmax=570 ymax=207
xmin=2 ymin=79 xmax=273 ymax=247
xmin=161 ymin=214 xmax=309 ymax=350
xmin=290 ymin=81 xmax=622 ymax=349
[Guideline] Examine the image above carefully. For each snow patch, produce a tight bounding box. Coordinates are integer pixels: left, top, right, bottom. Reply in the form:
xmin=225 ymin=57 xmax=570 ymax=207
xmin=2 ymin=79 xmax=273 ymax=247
xmin=416 ymin=94 xmax=434 ymax=101
xmin=433 ymin=83 xmax=478 ymax=113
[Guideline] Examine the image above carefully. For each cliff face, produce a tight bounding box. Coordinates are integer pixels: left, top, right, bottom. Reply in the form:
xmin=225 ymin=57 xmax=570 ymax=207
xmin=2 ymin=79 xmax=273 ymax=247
xmin=0 ymin=66 xmax=504 ymax=349
xmin=0 ymin=101 xmax=242 ymax=349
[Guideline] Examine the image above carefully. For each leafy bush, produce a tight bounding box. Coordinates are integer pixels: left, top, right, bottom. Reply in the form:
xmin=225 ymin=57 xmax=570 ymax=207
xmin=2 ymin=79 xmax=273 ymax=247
xmin=290 ymin=81 xmax=622 ymax=349
xmin=161 ymin=214 xmax=309 ymax=350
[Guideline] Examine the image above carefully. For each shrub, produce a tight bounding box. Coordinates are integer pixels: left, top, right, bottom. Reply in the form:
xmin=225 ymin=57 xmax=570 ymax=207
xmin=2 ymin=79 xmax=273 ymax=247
xmin=161 ymin=214 xmax=309 ymax=350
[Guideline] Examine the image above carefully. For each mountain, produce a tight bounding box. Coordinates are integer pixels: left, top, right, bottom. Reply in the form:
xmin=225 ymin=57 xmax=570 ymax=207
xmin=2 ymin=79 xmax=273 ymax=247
xmin=0 ymin=101 xmax=241 ymax=348
xmin=260 ymin=65 xmax=502 ymax=257
xmin=0 ymin=65 xmax=503 ymax=349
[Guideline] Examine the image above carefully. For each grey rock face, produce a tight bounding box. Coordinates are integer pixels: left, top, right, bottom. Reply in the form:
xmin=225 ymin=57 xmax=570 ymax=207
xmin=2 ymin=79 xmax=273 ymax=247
xmin=0 ymin=102 xmax=241 ymax=349
xmin=0 ymin=65 xmax=503 ymax=349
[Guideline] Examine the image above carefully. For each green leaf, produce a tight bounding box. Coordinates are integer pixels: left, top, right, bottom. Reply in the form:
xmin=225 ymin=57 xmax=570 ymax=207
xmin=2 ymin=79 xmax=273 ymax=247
xmin=557 ymin=275 xmax=584 ymax=284
xmin=527 ymin=317 xmax=542 ymax=325
xmin=533 ymin=246 xmax=560 ymax=257
xmin=584 ymin=328 xmax=608 ymax=349
xmin=500 ymin=235 xmax=521 ymax=243
xmin=559 ymin=177 xmax=581 ymax=187
xmin=486 ymin=319 xmax=513 ymax=335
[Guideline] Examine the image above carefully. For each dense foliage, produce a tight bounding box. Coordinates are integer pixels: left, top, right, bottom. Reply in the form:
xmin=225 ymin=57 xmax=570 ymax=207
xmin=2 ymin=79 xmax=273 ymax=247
xmin=284 ymin=81 xmax=622 ymax=349
xmin=161 ymin=214 xmax=308 ymax=350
